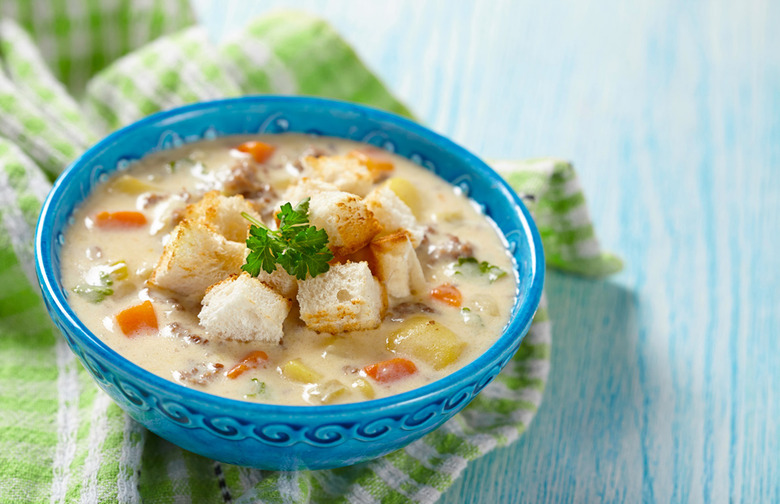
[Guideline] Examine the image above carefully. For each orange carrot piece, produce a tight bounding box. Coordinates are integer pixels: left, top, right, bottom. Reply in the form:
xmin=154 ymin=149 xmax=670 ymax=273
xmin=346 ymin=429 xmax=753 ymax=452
xmin=94 ymin=211 xmax=147 ymax=228
xmin=236 ymin=141 xmax=276 ymax=163
xmin=363 ymin=357 xmax=417 ymax=383
xmin=226 ymin=350 xmax=269 ymax=379
xmin=348 ymin=148 xmax=394 ymax=173
xmin=116 ymin=300 xmax=158 ymax=337
xmin=430 ymin=284 xmax=462 ymax=307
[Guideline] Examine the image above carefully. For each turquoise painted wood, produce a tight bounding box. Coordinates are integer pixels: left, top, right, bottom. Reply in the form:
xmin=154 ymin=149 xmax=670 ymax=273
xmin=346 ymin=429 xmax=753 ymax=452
xmin=193 ymin=1 xmax=780 ymax=501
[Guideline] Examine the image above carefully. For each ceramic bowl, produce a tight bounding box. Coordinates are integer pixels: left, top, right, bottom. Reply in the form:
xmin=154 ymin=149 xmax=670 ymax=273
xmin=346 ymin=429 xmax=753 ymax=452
xmin=35 ymin=96 xmax=544 ymax=470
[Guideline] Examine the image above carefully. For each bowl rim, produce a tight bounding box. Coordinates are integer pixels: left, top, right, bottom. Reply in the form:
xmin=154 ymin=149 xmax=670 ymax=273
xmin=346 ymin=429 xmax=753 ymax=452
xmin=35 ymin=95 xmax=545 ymax=416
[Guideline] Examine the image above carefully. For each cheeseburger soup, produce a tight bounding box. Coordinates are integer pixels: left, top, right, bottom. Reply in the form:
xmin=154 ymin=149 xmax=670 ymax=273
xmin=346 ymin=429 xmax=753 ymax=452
xmin=61 ymin=134 xmax=517 ymax=405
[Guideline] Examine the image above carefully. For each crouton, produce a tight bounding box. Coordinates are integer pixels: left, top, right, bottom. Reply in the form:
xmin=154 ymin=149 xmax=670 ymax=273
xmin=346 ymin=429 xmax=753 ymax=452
xmin=302 ymin=155 xmax=379 ymax=196
xmin=297 ymin=262 xmax=384 ymax=333
xmin=199 ymin=273 xmax=291 ymax=343
xmin=282 ymin=177 xmax=340 ymax=205
xmin=364 ymin=186 xmax=425 ymax=247
xmin=148 ymin=220 xmax=246 ymax=302
xmin=182 ymin=190 xmax=261 ymax=242
xmin=306 ymin=190 xmax=381 ymax=257
xmin=369 ymin=231 xmax=426 ymax=299
xmin=347 ymin=149 xmax=395 ymax=176
xmin=255 ymin=264 xmax=298 ymax=299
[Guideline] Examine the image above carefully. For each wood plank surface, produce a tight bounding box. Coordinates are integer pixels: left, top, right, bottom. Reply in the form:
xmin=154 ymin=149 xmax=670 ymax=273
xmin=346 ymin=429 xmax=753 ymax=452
xmin=193 ymin=1 xmax=780 ymax=501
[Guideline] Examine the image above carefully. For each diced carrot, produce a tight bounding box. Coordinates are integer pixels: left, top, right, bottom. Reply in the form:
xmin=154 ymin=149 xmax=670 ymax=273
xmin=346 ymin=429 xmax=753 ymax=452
xmin=348 ymin=148 xmax=394 ymax=173
xmin=226 ymin=350 xmax=269 ymax=379
xmin=236 ymin=141 xmax=276 ymax=163
xmin=94 ymin=211 xmax=147 ymax=228
xmin=363 ymin=357 xmax=417 ymax=383
xmin=115 ymin=300 xmax=158 ymax=337
xmin=430 ymin=284 xmax=462 ymax=307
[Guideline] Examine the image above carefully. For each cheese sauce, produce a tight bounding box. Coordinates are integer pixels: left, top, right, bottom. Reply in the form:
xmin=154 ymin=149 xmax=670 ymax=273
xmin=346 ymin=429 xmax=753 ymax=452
xmin=61 ymin=134 xmax=517 ymax=405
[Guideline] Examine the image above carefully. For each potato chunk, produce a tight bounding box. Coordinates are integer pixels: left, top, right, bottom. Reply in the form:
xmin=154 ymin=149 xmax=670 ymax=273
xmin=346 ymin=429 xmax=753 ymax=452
xmin=387 ymin=317 xmax=466 ymax=370
xmin=109 ymin=175 xmax=159 ymax=195
xmin=384 ymin=177 xmax=421 ymax=217
xmin=280 ymin=359 xmax=322 ymax=383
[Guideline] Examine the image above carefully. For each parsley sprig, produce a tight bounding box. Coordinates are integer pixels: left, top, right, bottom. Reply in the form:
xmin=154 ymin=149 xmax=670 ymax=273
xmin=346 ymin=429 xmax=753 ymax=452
xmin=241 ymin=198 xmax=333 ymax=280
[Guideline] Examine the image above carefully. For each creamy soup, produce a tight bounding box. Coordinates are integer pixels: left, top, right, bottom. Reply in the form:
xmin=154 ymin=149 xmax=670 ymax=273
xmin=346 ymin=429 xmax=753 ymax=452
xmin=61 ymin=134 xmax=517 ymax=405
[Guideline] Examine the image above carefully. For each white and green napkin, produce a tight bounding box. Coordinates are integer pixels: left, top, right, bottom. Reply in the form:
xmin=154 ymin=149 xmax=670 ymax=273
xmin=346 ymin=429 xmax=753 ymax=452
xmin=0 ymin=2 xmax=620 ymax=502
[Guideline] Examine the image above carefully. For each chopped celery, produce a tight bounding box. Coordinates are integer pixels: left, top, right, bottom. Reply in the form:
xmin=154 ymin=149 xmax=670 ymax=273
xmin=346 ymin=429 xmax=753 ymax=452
xmin=74 ymin=260 xmax=130 ymax=303
xmin=72 ymin=284 xmax=113 ymax=303
xmin=244 ymin=378 xmax=267 ymax=399
xmin=472 ymin=295 xmax=499 ymax=316
xmin=453 ymin=257 xmax=507 ymax=283
xmin=108 ymin=261 xmax=129 ymax=280
xmin=307 ymin=380 xmax=348 ymax=404
xmin=460 ymin=307 xmax=483 ymax=326
xmin=165 ymin=157 xmax=196 ymax=174
xmin=351 ymin=378 xmax=375 ymax=399
xmin=319 ymin=335 xmax=356 ymax=358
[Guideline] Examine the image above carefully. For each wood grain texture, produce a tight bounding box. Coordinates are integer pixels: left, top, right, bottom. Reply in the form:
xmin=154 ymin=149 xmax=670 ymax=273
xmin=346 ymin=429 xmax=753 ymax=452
xmin=192 ymin=1 xmax=780 ymax=501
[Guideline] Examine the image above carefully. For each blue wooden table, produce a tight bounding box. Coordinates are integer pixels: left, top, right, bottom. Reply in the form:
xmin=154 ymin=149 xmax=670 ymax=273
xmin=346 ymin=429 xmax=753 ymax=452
xmin=194 ymin=1 xmax=780 ymax=501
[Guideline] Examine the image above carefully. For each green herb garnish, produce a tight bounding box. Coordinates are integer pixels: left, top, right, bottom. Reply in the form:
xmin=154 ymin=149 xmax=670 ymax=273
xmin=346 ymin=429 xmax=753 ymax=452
xmin=454 ymin=257 xmax=507 ymax=283
xmin=241 ymin=198 xmax=333 ymax=280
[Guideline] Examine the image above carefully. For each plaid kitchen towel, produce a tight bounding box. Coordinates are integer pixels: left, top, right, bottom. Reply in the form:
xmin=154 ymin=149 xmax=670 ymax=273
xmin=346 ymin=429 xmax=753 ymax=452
xmin=0 ymin=2 xmax=621 ymax=503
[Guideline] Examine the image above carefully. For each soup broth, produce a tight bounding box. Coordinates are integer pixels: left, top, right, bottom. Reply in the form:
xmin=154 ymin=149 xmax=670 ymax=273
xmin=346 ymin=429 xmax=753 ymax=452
xmin=61 ymin=134 xmax=517 ymax=405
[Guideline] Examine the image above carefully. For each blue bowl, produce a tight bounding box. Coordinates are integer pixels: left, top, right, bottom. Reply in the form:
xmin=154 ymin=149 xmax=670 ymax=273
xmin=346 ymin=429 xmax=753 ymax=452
xmin=35 ymin=96 xmax=544 ymax=470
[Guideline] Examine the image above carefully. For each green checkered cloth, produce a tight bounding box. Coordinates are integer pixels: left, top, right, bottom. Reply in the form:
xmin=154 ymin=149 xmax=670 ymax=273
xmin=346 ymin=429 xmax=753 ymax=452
xmin=0 ymin=3 xmax=621 ymax=503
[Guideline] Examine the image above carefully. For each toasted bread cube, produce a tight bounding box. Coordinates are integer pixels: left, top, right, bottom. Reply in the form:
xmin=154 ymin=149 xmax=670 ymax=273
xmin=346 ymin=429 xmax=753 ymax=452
xmin=369 ymin=231 xmax=426 ymax=299
xmin=347 ymin=149 xmax=395 ymax=175
xmin=148 ymin=220 xmax=246 ymax=302
xmin=282 ymin=177 xmax=340 ymax=205
xmin=307 ymin=191 xmax=381 ymax=257
xmin=302 ymin=155 xmax=378 ymax=196
xmin=255 ymin=264 xmax=298 ymax=299
xmin=297 ymin=262 xmax=384 ymax=333
xmin=183 ymin=190 xmax=261 ymax=242
xmin=198 ymin=273 xmax=291 ymax=343
xmin=364 ymin=186 xmax=425 ymax=247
